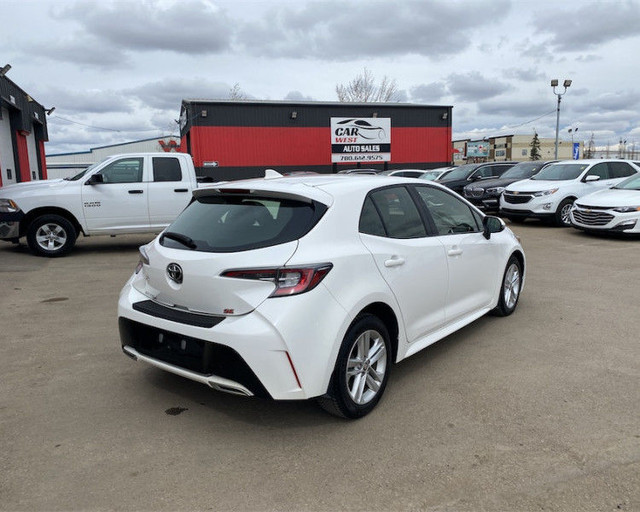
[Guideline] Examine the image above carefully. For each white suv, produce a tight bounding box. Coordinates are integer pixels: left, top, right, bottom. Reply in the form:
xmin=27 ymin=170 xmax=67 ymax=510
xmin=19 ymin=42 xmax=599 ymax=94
xmin=499 ymin=160 xmax=640 ymax=226
xmin=119 ymin=176 xmax=525 ymax=418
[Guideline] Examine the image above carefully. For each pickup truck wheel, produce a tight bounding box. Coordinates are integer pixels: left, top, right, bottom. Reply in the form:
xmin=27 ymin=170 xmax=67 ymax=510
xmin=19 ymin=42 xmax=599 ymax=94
xmin=27 ymin=215 xmax=77 ymax=257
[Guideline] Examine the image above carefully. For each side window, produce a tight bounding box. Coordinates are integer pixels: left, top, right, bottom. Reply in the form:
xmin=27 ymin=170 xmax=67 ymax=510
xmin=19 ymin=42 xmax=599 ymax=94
xmin=415 ymin=186 xmax=481 ymax=235
xmin=98 ymin=158 xmax=143 ymax=183
xmin=359 ymin=197 xmax=386 ymax=237
xmin=474 ymin=166 xmax=497 ymax=179
xmin=587 ymin=163 xmax=609 ymax=180
xmin=609 ymin=162 xmax=635 ymax=179
xmin=153 ymin=157 xmax=182 ymax=182
xmin=369 ymin=187 xmax=427 ymax=239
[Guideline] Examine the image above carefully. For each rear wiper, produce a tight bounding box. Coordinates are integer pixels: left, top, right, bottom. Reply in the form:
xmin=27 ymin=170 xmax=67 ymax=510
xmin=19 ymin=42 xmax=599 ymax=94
xmin=161 ymin=231 xmax=197 ymax=249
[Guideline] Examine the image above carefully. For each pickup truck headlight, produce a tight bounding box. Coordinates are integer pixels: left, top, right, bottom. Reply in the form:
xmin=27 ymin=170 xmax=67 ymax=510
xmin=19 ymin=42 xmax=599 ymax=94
xmin=532 ymin=188 xmax=558 ymax=197
xmin=486 ymin=187 xmax=505 ymax=195
xmin=613 ymin=206 xmax=640 ymax=213
xmin=0 ymin=199 xmax=20 ymax=213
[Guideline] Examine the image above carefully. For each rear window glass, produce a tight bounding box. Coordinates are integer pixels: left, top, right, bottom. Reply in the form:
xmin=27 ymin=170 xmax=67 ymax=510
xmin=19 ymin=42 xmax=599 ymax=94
xmin=161 ymin=195 xmax=326 ymax=252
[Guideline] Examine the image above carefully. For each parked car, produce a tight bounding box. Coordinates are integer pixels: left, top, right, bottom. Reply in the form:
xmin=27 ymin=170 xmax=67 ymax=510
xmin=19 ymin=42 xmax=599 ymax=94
xmin=570 ymin=172 xmax=640 ymax=234
xmin=437 ymin=162 xmax=517 ymax=195
xmin=381 ymin=169 xmax=425 ymax=178
xmin=419 ymin=167 xmax=455 ymax=181
xmin=119 ymin=175 xmax=525 ymax=418
xmin=0 ymin=153 xmax=201 ymax=257
xmin=463 ymin=160 xmax=557 ymax=212
xmin=500 ymin=159 xmax=640 ymax=226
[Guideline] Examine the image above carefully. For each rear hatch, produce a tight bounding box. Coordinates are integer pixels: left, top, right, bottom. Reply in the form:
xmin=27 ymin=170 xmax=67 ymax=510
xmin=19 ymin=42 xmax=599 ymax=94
xmin=134 ymin=190 xmax=328 ymax=316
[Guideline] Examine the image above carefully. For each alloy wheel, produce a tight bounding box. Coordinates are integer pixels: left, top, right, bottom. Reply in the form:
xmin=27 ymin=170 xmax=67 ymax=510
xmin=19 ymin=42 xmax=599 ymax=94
xmin=35 ymin=223 xmax=68 ymax=252
xmin=346 ymin=329 xmax=387 ymax=405
xmin=503 ymin=262 xmax=521 ymax=309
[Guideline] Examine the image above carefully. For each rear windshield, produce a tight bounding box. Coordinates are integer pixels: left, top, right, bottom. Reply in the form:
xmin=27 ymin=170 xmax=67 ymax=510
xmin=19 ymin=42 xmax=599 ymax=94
xmin=532 ymin=163 xmax=588 ymax=181
xmin=160 ymin=195 xmax=326 ymax=252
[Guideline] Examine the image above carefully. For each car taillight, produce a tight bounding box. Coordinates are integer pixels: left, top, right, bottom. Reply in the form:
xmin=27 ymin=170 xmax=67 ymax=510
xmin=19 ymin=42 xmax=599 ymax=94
xmin=221 ymin=263 xmax=333 ymax=297
xmin=135 ymin=245 xmax=150 ymax=274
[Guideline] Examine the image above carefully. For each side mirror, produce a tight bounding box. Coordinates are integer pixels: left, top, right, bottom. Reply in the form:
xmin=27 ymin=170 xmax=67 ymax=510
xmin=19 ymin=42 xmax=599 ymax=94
xmin=482 ymin=215 xmax=505 ymax=240
xmin=87 ymin=173 xmax=104 ymax=185
xmin=469 ymin=174 xmax=482 ymax=181
xmin=584 ymin=175 xmax=600 ymax=183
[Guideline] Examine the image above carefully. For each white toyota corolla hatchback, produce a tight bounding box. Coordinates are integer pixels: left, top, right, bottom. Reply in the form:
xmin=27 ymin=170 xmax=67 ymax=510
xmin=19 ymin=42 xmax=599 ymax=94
xmin=119 ymin=176 xmax=525 ymax=418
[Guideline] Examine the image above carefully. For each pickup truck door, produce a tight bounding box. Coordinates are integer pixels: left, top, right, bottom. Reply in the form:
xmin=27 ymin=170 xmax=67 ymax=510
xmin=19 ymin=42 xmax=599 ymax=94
xmin=81 ymin=156 xmax=150 ymax=233
xmin=146 ymin=155 xmax=194 ymax=228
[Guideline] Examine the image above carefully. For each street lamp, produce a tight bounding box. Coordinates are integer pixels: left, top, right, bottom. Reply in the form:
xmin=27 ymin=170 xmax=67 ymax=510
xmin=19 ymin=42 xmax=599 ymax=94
xmin=551 ymin=79 xmax=572 ymax=159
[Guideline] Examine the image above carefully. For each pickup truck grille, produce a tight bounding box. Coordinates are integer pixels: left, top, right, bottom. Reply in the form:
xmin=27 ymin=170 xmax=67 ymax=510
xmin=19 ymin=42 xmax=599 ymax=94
xmin=503 ymin=192 xmax=532 ymax=204
xmin=572 ymin=208 xmax=614 ymax=226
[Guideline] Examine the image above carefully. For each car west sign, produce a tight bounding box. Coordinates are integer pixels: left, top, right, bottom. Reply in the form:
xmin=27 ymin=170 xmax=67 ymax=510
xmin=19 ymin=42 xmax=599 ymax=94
xmin=331 ymin=117 xmax=391 ymax=163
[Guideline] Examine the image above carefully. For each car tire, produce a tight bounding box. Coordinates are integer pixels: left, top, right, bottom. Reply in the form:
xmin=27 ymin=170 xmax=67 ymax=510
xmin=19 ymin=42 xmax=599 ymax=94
xmin=27 ymin=214 xmax=77 ymax=257
xmin=491 ymin=255 xmax=523 ymax=317
xmin=554 ymin=198 xmax=574 ymax=227
xmin=318 ymin=314 xmax=392 ymax=419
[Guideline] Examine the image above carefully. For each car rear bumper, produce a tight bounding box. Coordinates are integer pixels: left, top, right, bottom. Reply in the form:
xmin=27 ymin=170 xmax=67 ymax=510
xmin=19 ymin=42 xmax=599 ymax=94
xmin=118 ymin=277 xmax=347 ymax=401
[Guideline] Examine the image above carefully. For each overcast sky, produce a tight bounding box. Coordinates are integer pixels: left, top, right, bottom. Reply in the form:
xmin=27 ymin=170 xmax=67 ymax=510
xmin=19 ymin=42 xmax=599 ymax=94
xmin=3 ymin=0 xmax=640 ymax=155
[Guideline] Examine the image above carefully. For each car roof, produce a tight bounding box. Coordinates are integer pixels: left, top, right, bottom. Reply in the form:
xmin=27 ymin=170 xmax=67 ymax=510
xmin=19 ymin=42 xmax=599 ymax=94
xmin=196 ymin=174 xmax=448 ymax=206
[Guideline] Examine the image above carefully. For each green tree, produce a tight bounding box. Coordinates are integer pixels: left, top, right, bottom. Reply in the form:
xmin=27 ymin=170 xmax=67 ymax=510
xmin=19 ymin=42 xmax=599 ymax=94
xmin=530 ymin=132 xmax=541 ymax=160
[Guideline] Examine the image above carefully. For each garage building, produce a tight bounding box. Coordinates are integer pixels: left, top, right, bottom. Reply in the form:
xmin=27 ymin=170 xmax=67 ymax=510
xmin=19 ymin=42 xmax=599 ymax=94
xmin=179 ymin=100 xmax=452 ymax=181
xmin=0 ymin=73 xmax=48 ymax=186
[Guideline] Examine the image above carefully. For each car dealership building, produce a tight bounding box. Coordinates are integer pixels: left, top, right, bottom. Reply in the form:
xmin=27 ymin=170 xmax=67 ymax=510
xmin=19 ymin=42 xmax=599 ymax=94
xmin=0 ymin=72 xmax=49 ymax=186
xmin=179 ymin=100 xmax=453 ymax=181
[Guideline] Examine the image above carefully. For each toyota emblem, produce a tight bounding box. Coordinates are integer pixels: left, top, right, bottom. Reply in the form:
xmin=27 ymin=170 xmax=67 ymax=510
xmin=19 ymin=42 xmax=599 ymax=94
xmin=167 ymin=263 xmax=183 ymax=284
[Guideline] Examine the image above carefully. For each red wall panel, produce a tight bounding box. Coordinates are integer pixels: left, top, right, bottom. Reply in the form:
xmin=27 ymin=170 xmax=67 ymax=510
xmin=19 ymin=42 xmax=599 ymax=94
xmin=189 ymin=126 xmax=451 ymax=167
xmin=15 ymin=131 xmax=31 ymax=182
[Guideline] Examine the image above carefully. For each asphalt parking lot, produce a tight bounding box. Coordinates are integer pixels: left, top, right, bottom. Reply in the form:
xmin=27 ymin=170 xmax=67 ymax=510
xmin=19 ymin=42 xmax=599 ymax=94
xmin=1 ymin=223 xmax=639 ymax=511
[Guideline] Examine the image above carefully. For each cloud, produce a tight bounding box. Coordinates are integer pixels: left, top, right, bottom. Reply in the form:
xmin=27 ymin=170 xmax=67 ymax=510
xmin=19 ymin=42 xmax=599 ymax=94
xmin=283 ymin=90 xmax=315 ymax=101
xmin=410 ymin=82 xmax=447 ymax=102
xmin=238 ymin=0 xmax=511 ymax=60
xmin=126 ymin=78 xmax=235 ymax=110
xmin=52 ymin=0 xmax=233 ymax=55
xmin=446 ymin=72 xmax=512 ymax=102
xmin=533 ymin=1 xmax=640 ymax=51
xmin=23 ymin=35 xmax=130 ymax=69
xmin=29 ymin=86 xmax=135 ymax=115
xmin=503 ymin=68 xmax=545 ymax=82
xmin=477 ymin=97 xmax=552 ymax=118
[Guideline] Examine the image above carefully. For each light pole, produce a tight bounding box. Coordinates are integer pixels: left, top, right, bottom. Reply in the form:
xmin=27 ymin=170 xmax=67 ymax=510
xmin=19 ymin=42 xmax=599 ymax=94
xmin=551 ymin=79 xmax=572 ymax=159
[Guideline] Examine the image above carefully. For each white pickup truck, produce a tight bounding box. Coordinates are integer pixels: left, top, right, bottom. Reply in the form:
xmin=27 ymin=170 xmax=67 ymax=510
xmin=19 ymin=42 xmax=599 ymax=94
xmin=0 ymin=153 xmax=201 ymax=257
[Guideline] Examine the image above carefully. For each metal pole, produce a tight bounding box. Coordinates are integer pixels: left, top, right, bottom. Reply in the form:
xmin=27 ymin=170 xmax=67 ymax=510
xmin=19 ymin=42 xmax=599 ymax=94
xmin=554 ymin=94 xmax=561 ymax=159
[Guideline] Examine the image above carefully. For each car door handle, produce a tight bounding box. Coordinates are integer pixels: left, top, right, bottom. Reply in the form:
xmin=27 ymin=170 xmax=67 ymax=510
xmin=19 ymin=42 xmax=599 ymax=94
xmin=384 ymin=257 xmax=405 ymax=268
xmin=447 ymin=247 xmax=463 ymax=257
xmin=128 ymin=190 xmax=144 ymax=194
xmin=174 ymin=188 xmax=188 ymax=192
